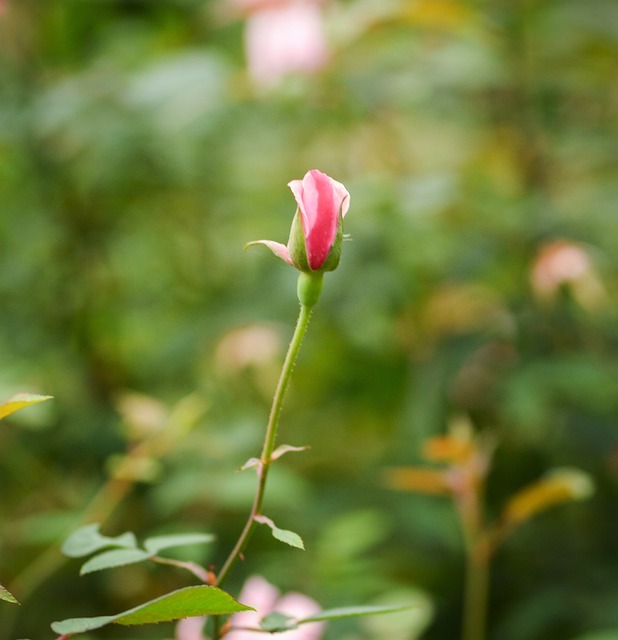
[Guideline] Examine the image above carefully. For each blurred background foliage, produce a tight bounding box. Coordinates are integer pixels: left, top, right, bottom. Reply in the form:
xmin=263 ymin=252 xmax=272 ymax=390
xmin=1 ymin=0 xmax=618 ymax=638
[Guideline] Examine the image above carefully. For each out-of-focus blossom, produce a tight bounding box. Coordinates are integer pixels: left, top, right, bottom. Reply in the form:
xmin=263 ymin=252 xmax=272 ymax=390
xmin=232 ymin=0 xmax=329 ymax=89
xmin=225 ymin=575 xmax=325 ymax=639
xmin=530 ymin=239 xmax=605 ymax=309
xmin=171 ymin=576 xmax=324 ymax=640
xmin=214 ymin=323 xmax=283 ymax=398
xmin=214 ymin=324 xmax=282 ymax=375
xmin=175 ymin=615 xmax=207 ymax=640
xmin=115 ymin=391 xmax=169 ymax=440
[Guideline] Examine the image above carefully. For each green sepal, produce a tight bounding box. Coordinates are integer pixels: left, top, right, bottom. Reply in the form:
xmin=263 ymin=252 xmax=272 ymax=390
xmin=287 ymin=208 xmax=310 ymax=272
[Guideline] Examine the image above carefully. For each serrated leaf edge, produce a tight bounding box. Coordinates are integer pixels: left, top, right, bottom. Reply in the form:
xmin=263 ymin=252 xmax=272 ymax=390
xmin=51 ymin=586 xmax=253 ymax=634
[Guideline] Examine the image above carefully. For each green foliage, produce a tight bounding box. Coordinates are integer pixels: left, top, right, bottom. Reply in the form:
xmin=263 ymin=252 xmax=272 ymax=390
xmin=79 ymin=549 xmax=152 ymax=576
xmin=254 ymin=515 xmax=305 ymax=550
xmin=50 ymin=586 xmax=252 ymax=634
xmin=0 ymin=583 xmax=18 ymax=604
xmin=143 ymin=533 xmax=217 ymax=555
xmin=300 ymin=604 xmax=417 ymax=624
xmin=62 ymin=524 xmax=215 ymax=575
xmin=62 ymin=524 xmax=138 ymax=559
xmin=0 ymin=394 xmax=53 ymax=421
xmin=270 ymin=526 xmax=305 ymax=551
xmin=259 ymin=611 xmax=297 ymax=632
xmin=256 ymin=604 xmax=417 ymax=634
xmin=0 ymin=393 xmax=52 ymax=605
xmin=1 ymin=0 xmax=618 ymax=638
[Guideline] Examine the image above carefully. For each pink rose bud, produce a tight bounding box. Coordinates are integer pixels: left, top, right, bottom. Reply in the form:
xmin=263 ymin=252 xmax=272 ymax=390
xmin=248 ymin=169 xmax=350 ymax=274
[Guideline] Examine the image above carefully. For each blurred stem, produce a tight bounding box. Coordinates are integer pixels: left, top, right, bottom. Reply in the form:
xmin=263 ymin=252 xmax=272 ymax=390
xmin=460 ymin=474 xmax=490 ymax=640
xmin=462 ymin=536 xmax=490 ymax=640
xmin=212 ymin=300 xmax=315 ymax=637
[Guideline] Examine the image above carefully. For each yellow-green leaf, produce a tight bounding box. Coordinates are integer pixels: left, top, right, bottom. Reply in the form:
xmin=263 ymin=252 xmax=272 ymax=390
xmin=271 ymin=526 xmax=305 ymax=550
xmin=254 ymin=514 xmax=305 ymax=550
xmin=383 ymin=467 xmax=451 ymax=496
xmin=0 ymin=583 xmax=18 ymax=604
xmin=502 ymin=467 xmax=594 ymax=528
xmin=0 ymin=394 xmax=52 ymax=421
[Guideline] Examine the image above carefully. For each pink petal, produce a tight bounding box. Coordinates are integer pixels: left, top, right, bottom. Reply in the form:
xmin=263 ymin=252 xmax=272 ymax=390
xmin=175 ymin=616 xmax=206 ymax=640
xmin=226 ymin=576 xmax=280 ymax=640
xmin=330 ymin=178 xmax=350 ymax=217
xmin=288 ymin=169 xmax=346 ymax=270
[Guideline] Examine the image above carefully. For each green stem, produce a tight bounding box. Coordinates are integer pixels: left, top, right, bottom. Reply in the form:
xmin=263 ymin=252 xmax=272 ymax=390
xmin=462 ymin=537 xmax=490 ymax=640
xmin=460 ymin=471 xmax=490 ymax=640
xmin=212 ymin=294 xmax=316 ymax=638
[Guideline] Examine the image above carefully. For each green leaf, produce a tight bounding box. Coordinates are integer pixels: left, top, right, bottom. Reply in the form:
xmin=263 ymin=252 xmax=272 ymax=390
xmin=298 ymin=604 xmax=416 ymax=624
xmin=51 ymin=586 xmax=253 ymax=634
xmin=0 ymin=583 xmax=18 ymax=604
xmin=254 ymin=515 xmax=305 ymax=550
xmin=0 ymin=394 xmax=52 ymax=421
xmin=271 ymin=526 xmax=305 ymax=550
xmin=62 ymin=524 xmax=138 ymax=558
xmin=80 ymin=549 xmax=152 ymax=575
xmin=260 ymin=612 xmax=297 ymax=632
xmin=143 ymin=533 xmax=215 ymax=555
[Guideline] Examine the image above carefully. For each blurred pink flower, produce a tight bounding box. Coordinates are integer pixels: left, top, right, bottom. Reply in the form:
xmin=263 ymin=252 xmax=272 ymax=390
xmin=175 ymin=616 xmax=207 ymax=640
xmin=225 ymin=575 xmax=325 ymax=639
xmin=234 ymin=0 xmax=329 ymax=89
xmin=530 ymin=239 xmax=605 ymax=309
xmin=214 ymin=324 xmax=282 ymax=375
xmin=172 ymin=576 xmax=324 ymax=640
